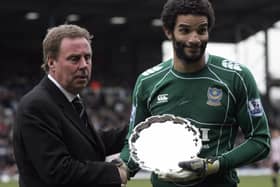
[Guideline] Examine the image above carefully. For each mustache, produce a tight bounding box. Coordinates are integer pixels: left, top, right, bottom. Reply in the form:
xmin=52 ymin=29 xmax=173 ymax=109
xmin=175 ymin=41 xmax=201 ymax=48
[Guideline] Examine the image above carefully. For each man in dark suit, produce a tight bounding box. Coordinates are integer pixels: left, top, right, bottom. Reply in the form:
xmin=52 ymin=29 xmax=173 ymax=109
xmin=13 ymin=24 xmax=128 ymax=187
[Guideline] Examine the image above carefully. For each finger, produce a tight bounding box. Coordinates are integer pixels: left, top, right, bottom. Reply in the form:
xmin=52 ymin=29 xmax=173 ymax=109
xmin=179 ymin=160 xmax=205 ymax=172
xmin=157 ymin=173 xmax=166 ymax=179
xmin=178 ymin=161 xmax=189 ymax=169
xmin=166 ymin=171 xmax=185 ymax=179
xmin=157 ymin=174 xmax=173 ymax=182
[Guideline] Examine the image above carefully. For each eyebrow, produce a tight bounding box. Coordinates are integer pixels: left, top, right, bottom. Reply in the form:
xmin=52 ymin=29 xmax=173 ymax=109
xmin=178 ymin=22 xmax=208 ymax=28
xmin=199 ymin=23 xmax=208 ymax=27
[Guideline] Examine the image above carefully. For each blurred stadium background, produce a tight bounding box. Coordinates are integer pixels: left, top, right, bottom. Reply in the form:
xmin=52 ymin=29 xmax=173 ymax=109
xmin=1 ymin=0 xmax=280 ymax=186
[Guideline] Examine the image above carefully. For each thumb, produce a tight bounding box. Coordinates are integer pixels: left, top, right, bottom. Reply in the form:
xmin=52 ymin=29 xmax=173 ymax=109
xmin=178 ymin=159 xmax=205 ymax=173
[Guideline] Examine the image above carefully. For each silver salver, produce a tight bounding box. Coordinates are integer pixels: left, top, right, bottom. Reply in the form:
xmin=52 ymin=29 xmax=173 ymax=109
xmin=129 ymin=114 xmax=202 ymax=175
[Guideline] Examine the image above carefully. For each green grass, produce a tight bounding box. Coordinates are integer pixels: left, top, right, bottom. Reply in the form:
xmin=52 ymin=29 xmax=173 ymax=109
xmin=1 ymin=175 xmax=278 ymax=187
xmin=239 ymin=175 xmax=277 ymax=187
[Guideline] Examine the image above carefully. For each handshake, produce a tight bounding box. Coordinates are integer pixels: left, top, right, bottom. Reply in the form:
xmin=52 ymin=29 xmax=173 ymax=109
xmin=158 ymin=157 xmax=220 ymax=183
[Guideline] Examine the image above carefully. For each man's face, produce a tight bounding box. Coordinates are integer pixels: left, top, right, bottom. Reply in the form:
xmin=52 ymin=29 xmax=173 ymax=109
xmin=48 ymin=37 xmax=92 ymax=94
xmin=171 ymin=15 xmax=209 ymax=64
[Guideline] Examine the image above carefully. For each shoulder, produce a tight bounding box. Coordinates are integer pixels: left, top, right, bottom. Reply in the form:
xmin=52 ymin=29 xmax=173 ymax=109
xmin=207 ymin=54 xmax=252 ymax=76
xmin=207 ymin=54 xmax=259 ymax=96
xmin=137 ymin=59 xmax=172 ymax=82
xmin=131 ymin=59 xmax=172 ymax=97
xmin=18 ymin=83 xmax=53 ymax=113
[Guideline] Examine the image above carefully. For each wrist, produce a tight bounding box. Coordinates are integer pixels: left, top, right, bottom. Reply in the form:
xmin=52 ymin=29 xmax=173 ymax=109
xmin=206 ymin=158 xmax=220 ymax=175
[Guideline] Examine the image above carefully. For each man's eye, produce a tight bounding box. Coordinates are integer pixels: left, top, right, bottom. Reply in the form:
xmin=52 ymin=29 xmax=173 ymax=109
xmin=69 ymin=56 xmax=80 ymax=62
xmin=84 ymin=55 xmax=91 ymax=61
xmin=179 ymin=28 xmax=190 ymax=33
xmin=72 ymin=56 xmax=80 ymax=61
xmin=198 ymin=28 xmax=208 ymax=34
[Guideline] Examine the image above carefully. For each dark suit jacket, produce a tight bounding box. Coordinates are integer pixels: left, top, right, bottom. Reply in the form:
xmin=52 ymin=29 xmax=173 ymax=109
xmin=13 ymin=76 xmax=128 ymax=187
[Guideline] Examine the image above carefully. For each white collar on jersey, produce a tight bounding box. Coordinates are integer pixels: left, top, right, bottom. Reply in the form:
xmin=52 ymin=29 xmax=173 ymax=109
xmin=171 ymin=52 xmax=210 ymax=65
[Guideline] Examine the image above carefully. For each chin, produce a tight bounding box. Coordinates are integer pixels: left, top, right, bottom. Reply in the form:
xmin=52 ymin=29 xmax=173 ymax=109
xmin=73 ymin=82 xmax=87 ymax=91
xmin=80 ymin=83 xmax=88 ymax=88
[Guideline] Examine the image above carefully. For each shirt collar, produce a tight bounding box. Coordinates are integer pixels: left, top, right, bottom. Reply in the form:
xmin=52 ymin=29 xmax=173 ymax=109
xmin=47 ymin=74 xmax=79 ymax=102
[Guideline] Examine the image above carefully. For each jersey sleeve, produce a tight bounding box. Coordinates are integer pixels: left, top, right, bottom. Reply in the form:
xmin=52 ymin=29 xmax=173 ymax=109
xmin=219 ymin=65 xmax=271 ymax=171
xmin=120 ymin=75 xmax=151 ymax=177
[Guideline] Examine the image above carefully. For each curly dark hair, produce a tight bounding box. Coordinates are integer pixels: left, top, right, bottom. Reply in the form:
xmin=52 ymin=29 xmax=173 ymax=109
xmin=161 ymin=0 xmax=215 ymax=32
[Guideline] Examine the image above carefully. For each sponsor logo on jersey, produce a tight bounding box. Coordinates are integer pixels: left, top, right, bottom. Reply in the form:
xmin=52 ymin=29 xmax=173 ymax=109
xmin=157 ymin=94 xmax=168 ymax=103
xmin=206 ymin=87 xmax=223 ymax=106
xmin=248 ymin=98 xmax=263 ymax=117
xmin=222 ymin=60 xmax=242 ymax=71
xmin=142 ymin=65 xmax=163 ymax=76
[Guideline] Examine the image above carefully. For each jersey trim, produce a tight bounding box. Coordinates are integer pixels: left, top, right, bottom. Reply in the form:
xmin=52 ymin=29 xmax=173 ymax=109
xmin=147 ymin=69 xmax=172 ymax=110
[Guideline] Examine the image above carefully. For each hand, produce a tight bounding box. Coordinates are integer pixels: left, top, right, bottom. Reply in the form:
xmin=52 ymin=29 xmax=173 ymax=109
xmin=158 ymin=157 xmax=219 ymax=183
xmin=111 ymin=159 xmax=128 ymax=186
xmin=118 ymin=165 xmax=128 ymax=186
xmin=178 ymin=157 xmax=220 ymax=176
xmin=158 ymin=169 xmax=201 ymax=182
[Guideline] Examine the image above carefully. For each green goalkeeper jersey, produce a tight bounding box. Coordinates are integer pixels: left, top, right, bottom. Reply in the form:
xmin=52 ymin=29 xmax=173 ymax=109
xmin=121 ymin=54 xmax=270 ymax=187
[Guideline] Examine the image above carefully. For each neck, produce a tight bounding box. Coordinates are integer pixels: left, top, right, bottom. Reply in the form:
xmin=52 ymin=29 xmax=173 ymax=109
xmin=173 ymin=54 xmax=206 ymax=73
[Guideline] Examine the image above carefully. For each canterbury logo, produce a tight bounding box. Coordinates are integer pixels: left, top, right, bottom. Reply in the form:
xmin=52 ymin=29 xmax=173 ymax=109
xmin=157 ymin=94 xmax=168 ymax=103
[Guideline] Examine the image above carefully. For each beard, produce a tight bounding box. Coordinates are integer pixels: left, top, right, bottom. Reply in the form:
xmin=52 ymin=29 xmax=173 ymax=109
xmin=173 ymin=39 xmax=207 ymax=64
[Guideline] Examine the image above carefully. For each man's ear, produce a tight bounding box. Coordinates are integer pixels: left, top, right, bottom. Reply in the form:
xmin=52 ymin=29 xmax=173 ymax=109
xmin=163 ymin=27 xmax=172 ymax=40
xmin=48 ymin=58 xmax=56 ymax=71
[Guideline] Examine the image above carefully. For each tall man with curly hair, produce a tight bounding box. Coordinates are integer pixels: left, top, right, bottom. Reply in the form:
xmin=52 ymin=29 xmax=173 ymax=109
xmin=120 ymin=0 xmax=271 ymax=186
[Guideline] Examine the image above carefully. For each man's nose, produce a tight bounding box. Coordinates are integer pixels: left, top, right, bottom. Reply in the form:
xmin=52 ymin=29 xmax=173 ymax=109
xmin=79 ymin=57 xmax=88 ymax=68
xmin=188 ymin=31 xmax=200 ymax=43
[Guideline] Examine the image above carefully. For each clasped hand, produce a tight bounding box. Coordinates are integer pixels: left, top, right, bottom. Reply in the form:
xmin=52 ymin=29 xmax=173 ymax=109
xmin=111 ymin=159 xmax=129 ymax=186
xmin=158 ymin=157 xmax=220 ymax=182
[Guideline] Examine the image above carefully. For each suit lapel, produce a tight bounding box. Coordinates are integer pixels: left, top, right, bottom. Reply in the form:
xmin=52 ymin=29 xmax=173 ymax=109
xmin=62 ymin=105 xmax=105 ymax=156
xmin=84 ymin=112 xmax=106 ymax=152
xmin=40 ymin=76 xmax=106 ymax=156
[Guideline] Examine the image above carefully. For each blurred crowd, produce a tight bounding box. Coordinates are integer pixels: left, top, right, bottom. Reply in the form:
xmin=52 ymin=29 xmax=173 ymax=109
xmin=0 ymin=85 xmax=18 ymax=182
xmin=0 ymin=81 xmax=279 ymax=183
xmin=81 ymin=83 xmax=132 ymax=132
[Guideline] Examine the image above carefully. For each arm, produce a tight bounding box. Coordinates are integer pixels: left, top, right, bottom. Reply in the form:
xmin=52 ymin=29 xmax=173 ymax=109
xmin=219 ymin=66 xmax=271 ymax=171
xmin=120 ymin=77 xmax=151 ymax=177
xmin=170 ymin=65 xmax=271 ymax=182
xmin=100 ymin=125 xmax=129 ymax=156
